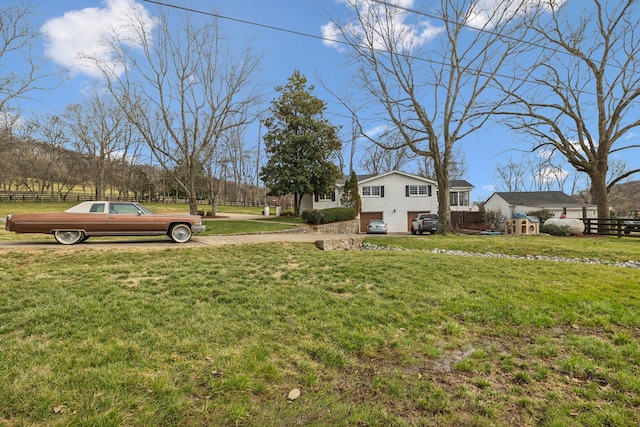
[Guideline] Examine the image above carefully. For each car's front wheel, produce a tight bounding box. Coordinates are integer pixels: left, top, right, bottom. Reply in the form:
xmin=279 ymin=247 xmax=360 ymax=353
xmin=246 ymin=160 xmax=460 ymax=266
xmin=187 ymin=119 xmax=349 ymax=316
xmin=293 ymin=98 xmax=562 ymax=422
xmin=170 ymin=224 xmax=192 ymax=243
xmin=54 ymin=230 xmax=84 ymax=245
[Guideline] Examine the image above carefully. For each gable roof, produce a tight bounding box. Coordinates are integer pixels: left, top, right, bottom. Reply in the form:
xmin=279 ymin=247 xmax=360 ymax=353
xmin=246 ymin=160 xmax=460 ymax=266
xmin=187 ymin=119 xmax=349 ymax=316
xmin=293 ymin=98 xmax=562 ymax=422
xmin=451 ymin=179 xmax=474 ymax=188
xmin=492 ymin=191 xmax=584 ymax=206
xmin=337 ymin=171 xmax=474 ymax=189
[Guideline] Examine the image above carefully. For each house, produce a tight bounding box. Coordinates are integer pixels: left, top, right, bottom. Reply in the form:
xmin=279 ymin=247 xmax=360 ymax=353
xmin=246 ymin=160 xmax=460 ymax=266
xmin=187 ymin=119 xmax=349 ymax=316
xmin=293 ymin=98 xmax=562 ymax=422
xmin=299 ymin=171 xmax=474 ymax=233
xmin=483 ymin=191 xmax=597 ymax=220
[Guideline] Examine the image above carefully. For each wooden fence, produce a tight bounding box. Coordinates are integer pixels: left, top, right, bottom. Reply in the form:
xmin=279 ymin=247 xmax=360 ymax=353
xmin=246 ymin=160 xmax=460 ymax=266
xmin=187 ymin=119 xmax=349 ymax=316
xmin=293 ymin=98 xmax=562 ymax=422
xmin=582 ymin=218 xmax=640 ymax=238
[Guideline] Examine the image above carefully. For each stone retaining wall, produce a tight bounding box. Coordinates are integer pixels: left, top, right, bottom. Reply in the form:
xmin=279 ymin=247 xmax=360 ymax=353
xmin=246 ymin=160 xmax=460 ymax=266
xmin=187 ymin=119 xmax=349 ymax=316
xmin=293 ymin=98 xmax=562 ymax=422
xmin=310 ymin=219 xmax=360 ymax=234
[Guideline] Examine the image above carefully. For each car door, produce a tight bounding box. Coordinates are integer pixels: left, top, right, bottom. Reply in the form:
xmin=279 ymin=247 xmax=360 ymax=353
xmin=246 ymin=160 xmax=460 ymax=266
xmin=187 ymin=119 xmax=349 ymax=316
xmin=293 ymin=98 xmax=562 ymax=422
xmin=82 ymin=202 xmax=109 ymax=232
xmin=107 ymin=203 xmax=155 ymax=233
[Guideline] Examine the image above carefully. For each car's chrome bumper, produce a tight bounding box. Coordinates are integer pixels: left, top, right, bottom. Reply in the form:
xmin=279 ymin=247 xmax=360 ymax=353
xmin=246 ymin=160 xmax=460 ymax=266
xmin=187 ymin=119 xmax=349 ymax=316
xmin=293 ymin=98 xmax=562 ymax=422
xmin=192 ymin=224 xmax=206 ymax=233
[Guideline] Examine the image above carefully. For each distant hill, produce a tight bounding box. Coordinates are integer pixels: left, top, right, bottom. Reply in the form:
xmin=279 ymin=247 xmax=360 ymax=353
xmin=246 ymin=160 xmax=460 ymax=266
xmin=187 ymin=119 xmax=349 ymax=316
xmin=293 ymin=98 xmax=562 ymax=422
xmin=609 ymin=180 xmax=640 ymax=216
xmin=573 ymin=180 xmax=640 ymax=216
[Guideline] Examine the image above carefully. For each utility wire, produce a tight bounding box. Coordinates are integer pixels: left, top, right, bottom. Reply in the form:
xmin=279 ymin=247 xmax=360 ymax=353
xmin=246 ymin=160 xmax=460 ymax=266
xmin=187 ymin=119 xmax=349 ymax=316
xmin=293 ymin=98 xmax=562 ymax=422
xmin=140 ymin=0 xmax=638 ymax=104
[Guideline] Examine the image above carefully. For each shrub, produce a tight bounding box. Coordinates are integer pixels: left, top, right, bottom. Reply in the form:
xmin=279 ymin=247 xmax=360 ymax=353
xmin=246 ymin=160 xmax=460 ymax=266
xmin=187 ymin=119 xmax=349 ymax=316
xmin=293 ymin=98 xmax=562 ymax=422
xmin=301 ymin=209 xmax=324 ymax=224
xmin=483 ymin=209 xmax=505 ymax=229
xmin=320 ymin=207 xmax=356 ymax=223
xmin=301 ymin=207 xmax=356 ymax=224
xmin=541 ymin=223 xmax=571 ymax=236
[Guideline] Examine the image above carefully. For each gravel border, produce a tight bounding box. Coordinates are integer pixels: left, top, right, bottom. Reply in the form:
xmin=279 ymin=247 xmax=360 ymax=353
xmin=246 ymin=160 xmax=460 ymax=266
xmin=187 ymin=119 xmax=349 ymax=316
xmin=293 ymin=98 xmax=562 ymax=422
xmin=358 ymin=242 xmax=640 ymax=269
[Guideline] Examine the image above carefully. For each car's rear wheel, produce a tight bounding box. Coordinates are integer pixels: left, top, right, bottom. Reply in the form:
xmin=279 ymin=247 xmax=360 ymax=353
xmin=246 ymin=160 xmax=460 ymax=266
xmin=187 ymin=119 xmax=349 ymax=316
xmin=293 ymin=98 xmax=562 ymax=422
xmin=170 ymin=224 xmax=192 ymax=243
xmin=54 ymin=230 xmax=84 ymax=245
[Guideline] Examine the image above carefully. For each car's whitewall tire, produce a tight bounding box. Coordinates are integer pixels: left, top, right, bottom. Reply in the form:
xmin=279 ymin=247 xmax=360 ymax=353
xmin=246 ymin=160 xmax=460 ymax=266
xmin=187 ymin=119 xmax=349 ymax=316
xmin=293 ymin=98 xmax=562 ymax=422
xmin=54 ymin=230 xmax=84 ymax=245
xmin=170 ymin=224 xmax=192 ymax=243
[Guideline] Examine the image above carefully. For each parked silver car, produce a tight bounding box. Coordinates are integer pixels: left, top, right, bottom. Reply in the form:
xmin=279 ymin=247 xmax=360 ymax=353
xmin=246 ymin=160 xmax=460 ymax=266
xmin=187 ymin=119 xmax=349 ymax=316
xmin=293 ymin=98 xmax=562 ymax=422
xmin=366 ymin=219 xmax=388 ymax=234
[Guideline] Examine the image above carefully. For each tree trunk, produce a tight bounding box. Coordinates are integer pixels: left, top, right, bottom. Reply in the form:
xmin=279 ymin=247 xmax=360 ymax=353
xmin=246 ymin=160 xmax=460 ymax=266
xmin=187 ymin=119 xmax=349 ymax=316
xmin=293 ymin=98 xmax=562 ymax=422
xmin=435 ymin=172 xmax=454 ymax=235
xmin=188 ymin=189 xmax=198 ymax=215
xmin=294 ymin=192 xmax=301 ymax=216
xmin=589 ymin=168 xmax=610 ymax=234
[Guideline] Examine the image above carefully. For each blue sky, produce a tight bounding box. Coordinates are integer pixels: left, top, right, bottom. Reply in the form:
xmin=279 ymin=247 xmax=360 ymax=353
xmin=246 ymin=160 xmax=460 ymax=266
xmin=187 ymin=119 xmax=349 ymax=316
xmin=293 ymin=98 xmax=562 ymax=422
xmin=8 ymin=0 xmax=640 ymax=202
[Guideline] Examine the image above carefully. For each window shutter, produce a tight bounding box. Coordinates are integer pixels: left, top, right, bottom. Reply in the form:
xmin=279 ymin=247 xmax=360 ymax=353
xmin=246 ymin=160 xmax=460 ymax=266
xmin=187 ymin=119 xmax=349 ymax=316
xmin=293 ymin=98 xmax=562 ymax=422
xmin=405 ymin=186 xmax=409 ymax=197
xmin=381 ymin=186 xmax=385 ymax=197
xmin=331 ymin=191 xmax=336 ymax=202
xmin=428 ymin=185 xmax=432 ymax=197
xmin=314 ymin=194 xmax=319 ymax=202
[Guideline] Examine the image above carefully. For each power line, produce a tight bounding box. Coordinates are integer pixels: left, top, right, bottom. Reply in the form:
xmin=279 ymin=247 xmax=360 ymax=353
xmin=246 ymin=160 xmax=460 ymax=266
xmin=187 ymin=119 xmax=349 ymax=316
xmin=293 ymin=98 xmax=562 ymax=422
xmin=140 ymin=0 xmax=338 ymax=46
xmin=140 ymin=0 xmax=638 ymax=104
xmin=139 ymin=0 xmax=523 ymax=82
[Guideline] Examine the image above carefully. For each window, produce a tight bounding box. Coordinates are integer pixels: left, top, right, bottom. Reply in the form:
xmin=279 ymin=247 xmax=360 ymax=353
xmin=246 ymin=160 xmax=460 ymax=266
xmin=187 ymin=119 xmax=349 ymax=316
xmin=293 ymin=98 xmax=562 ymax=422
xmin=90 ymin=203 xmax=105 ymax=213
xmin=109 ymin=203 xmax=140 ymax=215
xmin=450 ymin=191 xmax=470 ymax=207
xmin=362 ymin=186 xmax=384 ymax=197
xmin=460 ymin=191 xmax=470 ymax=206
xmin=406 ymin=185 xmax=432 ymax=197
xmin=314 ymin=192 xmax=335 ymax=202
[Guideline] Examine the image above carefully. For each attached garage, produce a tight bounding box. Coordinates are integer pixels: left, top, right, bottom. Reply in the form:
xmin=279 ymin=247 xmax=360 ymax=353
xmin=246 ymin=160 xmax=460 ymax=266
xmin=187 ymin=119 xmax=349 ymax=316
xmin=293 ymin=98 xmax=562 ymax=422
xmin=360 ymin=212 xmax=383 ymax=232
xmin=406 ymin=211 xmax=425 ymax=232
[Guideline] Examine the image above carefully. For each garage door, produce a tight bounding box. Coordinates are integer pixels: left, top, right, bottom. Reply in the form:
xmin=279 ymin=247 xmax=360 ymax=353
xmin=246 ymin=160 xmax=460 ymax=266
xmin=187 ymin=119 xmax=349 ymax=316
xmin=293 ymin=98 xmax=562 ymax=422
xmin=360 ymin=212 xmax=383 ymax=232
xmin=407 ymin=211 xmax=425 ymax=232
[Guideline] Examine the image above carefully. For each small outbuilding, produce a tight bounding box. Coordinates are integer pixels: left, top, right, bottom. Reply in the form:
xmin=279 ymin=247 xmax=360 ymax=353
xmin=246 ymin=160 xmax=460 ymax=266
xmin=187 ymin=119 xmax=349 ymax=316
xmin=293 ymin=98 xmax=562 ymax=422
xmin=484 ymin=191 xmax=597 ymax=221
xmin=506 ymin=213 xmax=540 ymax=235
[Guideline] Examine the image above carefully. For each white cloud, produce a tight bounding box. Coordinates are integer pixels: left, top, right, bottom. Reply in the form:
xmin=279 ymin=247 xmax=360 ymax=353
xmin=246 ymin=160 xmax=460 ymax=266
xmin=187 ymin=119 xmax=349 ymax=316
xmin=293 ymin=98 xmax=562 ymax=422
xmin=322 ymin=0 xmax=443 ymax=53
xmin=534 ymin=166 xmax=569 ymax=184
xmin=467 ymin=0 xmax=568 ymax=29
xmin=366 ymin=124 xmax=389 ymax=138
xmin=482 ymin=184 xmax=496 ymax=193
xmin=41 ymin=0 xmax=155 ymax=78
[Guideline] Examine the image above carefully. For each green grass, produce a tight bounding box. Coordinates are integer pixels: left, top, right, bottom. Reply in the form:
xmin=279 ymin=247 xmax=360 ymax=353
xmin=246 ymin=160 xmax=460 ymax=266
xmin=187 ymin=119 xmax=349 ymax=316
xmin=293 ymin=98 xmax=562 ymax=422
xmin=1 ymin=241 xmax=639 ymax=426
xmin=201 ymin=219 xmax=300 ymax=235
xmin=0 ymin=201 xmax=262 ymax=216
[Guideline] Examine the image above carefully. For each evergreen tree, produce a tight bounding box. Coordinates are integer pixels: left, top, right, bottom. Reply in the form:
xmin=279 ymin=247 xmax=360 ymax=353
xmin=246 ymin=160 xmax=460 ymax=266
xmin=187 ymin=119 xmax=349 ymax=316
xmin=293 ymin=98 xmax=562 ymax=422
xmin=260 ymin=71 xmax=342 ymax=215
xmin=340 ymin=170 xmax=361 ymax=213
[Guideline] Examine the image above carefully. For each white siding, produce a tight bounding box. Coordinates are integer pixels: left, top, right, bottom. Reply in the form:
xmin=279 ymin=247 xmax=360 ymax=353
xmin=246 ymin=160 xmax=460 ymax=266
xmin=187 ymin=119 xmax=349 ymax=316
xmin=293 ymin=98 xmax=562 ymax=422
xmin=358 ymin=173 xmax=437 ymax=233
xmin=303 ymin=171 xmax=474 ymax=233
xmin=484 ymin=194 xmax=598 ymax=220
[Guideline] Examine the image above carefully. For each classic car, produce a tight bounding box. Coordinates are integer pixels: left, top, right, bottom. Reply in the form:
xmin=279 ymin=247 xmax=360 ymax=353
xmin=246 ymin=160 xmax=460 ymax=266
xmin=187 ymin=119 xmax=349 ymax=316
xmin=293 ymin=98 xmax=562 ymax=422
xmin=5 ymin=201 xmax=206 ymax=245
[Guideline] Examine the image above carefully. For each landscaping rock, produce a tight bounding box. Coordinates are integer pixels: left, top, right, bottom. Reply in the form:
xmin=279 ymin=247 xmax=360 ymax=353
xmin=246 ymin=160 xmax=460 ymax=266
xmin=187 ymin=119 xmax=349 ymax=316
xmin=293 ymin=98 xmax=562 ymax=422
xmin=359 ymin=243 xmax=640 ymax=269
xmin=315 ymin=237 xmax=364 ymax=251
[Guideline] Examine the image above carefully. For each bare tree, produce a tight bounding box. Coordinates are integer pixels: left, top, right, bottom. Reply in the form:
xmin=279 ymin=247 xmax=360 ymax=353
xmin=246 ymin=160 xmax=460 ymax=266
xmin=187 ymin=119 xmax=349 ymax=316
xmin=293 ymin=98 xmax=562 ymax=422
xmin=493 ymin=152 xmax=580 ymax=193
xmin=493 ymin=157 xmax=527 ymax=192
xmin=329 ymin=0 xmax=529 ymax=233
xmin=29 ymin=114 xmax=83 ymax=200
xmin=0 ymin=1 xmax=60 ymax=114
xmin=86 ymin=6 xmax=261 ymax=214
xmin=497 ymin=0 xmax=640 ymax=220
xmin=417 ymin=146 xmax=468 ymax=180
xmin=63 ymin=93 xmax=137 ymax=200
xmin=359 ymin=130 xmax=416 ymax=175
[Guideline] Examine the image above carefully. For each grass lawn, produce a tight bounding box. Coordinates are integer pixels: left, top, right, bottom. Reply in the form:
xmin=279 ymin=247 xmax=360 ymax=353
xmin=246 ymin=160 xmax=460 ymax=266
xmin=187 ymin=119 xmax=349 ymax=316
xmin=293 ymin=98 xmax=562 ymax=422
xmin=1 ymin=236 xmax=639 ymax=426
xmin=201 ymin=219 xmax=301 ymax=235
xmin=0 ymin=201 xmax=263 ymax=216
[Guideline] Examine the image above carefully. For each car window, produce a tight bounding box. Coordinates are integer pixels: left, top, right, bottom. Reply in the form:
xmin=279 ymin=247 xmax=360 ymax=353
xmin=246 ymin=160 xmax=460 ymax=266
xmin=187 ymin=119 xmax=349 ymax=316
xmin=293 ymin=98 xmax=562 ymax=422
xmin=109 ymin=203 xmax=140 ymax=215
xmin=90 ymin=203 xmax=105 ymax=213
